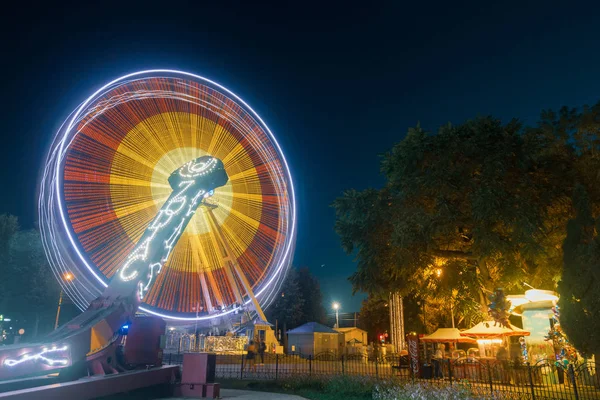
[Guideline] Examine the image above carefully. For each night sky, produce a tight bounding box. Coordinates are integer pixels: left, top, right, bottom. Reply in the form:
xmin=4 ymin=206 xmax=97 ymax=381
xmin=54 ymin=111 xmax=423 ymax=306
xmin=3 ymin=2 xmax=600 ymax=313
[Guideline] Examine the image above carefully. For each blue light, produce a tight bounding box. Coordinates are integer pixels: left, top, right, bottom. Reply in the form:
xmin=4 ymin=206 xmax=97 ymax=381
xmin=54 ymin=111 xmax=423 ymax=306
xmin=122 ymin=325 xmax=129 ymax=329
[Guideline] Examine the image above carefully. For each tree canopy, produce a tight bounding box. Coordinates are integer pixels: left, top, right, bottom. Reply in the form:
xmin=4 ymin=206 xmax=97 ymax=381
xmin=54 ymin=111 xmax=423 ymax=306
xmin=296 ymin=267 xmax=327 ymax=324
xmin=266 ymin=266 xmax=327 ymax=330
xmin=334 ymin=104 xmax=600 ymax=327
xmin=558 ymin=185 xmax=600 ymax=360
xmin=0 ymin=215 xmax=60 ymax=339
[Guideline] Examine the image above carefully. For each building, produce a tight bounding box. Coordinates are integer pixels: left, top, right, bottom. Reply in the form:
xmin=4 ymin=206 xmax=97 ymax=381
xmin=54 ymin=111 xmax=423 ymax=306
xmin=334 ymin=327 xmax=367 ymax=345
xmin=286 ymin=322 xmax=343 ymax=357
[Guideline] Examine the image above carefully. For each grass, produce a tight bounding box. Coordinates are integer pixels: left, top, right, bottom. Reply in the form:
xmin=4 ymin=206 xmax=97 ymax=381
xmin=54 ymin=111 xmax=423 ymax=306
xmin=219 ymin=377 xmax=373 ymax=400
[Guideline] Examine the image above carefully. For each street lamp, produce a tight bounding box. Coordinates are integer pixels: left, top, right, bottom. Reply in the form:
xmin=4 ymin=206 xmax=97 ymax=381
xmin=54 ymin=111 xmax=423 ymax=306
xmin=332 ymin=302 xmax=340 ymax=328
xmin=54 ymin=272 xmax=74 ymax=330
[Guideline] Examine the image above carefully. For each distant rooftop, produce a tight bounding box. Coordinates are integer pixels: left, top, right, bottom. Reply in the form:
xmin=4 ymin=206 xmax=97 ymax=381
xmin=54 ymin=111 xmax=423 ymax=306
xmin=287 ymin=322 xmax=339 ymax=334
xmin=334 ymin=327 xmax=366 ymax=333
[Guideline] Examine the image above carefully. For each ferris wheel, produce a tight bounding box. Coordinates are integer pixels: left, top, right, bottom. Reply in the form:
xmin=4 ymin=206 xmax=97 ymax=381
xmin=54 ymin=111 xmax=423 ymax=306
xmin=39 ymin=70 xmax=296 ymax=323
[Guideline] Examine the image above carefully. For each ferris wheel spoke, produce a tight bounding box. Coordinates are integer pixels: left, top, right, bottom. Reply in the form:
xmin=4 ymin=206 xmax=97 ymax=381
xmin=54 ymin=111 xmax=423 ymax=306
xmin=204 ymin=205 xmax=267 ymax=321
xmin=43 ymin=71 xmax=295 ymax=323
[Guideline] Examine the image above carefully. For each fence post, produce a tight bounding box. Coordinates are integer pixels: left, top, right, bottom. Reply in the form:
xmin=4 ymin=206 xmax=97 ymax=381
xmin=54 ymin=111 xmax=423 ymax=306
xmin=527 ymin=363 xmax=536 ymax=400
xmin=487 ymin=360 xmax=494 ymax=395
xmin=375 ymin=356 xmax=379 ymax=378
xmin=568 ymin=364 xmax=579 ymax=400
xmin=275 ymin=353 xmax=279 ymax=381
xmin=309 ymin=355 xmax=312 ymax=376
xmin=240 ymin=351 xmax=244 ymax=379
xmin=341 ymin=354 xmax=345 ymax=375
xmin=168 ymin=352 xmax=172 ymax=365
xmin=448 ymin=359 xmax=453 ymax=386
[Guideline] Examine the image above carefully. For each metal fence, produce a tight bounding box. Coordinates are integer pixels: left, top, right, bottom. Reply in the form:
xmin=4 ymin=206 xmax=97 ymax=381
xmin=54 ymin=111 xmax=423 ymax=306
xmin=164 ymin=351 xmax=600 ymax=399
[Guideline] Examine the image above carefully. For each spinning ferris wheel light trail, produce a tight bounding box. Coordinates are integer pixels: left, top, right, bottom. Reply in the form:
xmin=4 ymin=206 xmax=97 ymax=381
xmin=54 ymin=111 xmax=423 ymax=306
xmin=112 ymin=155 xmax=228 ymax=302
xmin=0 ymin=69 xmax=296 ymax=380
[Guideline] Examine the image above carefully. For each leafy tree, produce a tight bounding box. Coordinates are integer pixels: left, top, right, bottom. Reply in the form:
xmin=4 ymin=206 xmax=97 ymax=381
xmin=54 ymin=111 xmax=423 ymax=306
xmin=0 ymin=214 xmax=19 ymax=310
xmin=7 ymin=229 xmax=60 ymax=337
xmin=357 ymin=296 xmax=389 ymax=343
xmin=266 ymin=267 xmax=305 ymax=333
xmin=0 ymin=215 xmax=60 ymax=339
xmin=296 ymin=267 xmax=327 ymax=324
xmin=333 ymin=107 xmax=600 ymax=324
xmin=558 ymin=185 xmax=600 ymax=366
xmin=359 ymin=294 xmax=430 ymax=342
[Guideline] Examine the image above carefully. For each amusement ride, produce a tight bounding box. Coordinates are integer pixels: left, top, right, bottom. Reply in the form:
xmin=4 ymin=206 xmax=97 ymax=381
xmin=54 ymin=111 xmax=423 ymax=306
xmin=0 ymin=70 xmax=296 ymax=382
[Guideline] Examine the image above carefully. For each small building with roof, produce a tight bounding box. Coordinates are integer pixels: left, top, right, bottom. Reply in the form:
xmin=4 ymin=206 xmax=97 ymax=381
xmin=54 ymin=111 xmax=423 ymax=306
xmin=334 ymin=327 xmax=367 ymax=346
xmin=286 ymin=322 xmax=343 ymax=357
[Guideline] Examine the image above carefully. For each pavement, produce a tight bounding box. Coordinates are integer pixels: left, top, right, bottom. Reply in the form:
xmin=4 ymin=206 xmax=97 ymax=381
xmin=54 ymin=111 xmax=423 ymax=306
xmin=166 ymin=388 xmax=307 ymax=399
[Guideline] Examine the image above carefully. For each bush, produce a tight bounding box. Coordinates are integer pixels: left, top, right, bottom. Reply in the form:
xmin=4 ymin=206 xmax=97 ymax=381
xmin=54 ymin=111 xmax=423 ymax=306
xmin=324 ymin=375 xmax=377 ymax=397
xmin=373 ymin=381 xmax=501 ymax=400
xmin=275 ymin=375 xmax=376 ymax=396
xmin=244 ymin=375 xmax=502 ymax=400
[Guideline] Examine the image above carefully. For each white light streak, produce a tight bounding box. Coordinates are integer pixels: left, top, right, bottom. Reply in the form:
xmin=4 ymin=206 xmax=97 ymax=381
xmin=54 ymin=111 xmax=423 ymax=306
xmin=3 ymin=345 xmax=69 ymax=367
xmin=40 ymin=70 xmax=297 ymax=321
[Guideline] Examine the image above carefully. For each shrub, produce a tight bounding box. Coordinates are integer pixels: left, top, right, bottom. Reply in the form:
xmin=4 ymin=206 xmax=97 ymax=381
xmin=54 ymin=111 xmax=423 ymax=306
xmin=324 ymin=375 xmax=378 ymax=397
xmin=373 ymin=381 xmax=501 ymax=400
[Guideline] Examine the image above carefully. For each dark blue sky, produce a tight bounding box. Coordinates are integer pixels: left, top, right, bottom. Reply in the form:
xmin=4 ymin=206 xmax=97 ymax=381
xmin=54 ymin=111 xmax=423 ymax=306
xmin=2 ymin=2 xmax=600 ymax=313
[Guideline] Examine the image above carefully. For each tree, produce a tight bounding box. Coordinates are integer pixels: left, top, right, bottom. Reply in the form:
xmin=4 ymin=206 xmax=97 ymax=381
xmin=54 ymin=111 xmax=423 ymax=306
xmin=334 ymin=107 xmax=600 ymax=324
xmin=296 ymin=267 xmax=327 ymax=324
xmin=359 ymin=294 xmax=431 ymax=343
xmin=0 ymin=214 xmax=19 ymax=311
xmin=7 ymin=229 xmax=60 ymax=337
xmin=0 ymin=215 xmax=60 ymax=339
xmin=358 ymin=296 xmax=389 ymax=343
xmin=558 ymin=185 xmax=600 ymax=367
xmin=266 ymin=267 xmax=305 ymax=331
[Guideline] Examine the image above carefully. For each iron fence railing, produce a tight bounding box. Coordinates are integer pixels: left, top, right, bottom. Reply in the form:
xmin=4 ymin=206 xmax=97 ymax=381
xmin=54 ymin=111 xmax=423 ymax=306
xmin=164 ymin=351 xmax=600 ymax=400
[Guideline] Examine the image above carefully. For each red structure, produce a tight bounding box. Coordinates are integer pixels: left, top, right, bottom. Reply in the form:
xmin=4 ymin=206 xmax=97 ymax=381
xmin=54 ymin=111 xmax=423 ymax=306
xmin=406 ymin=333 xmax=421 ymax=378
xmin=178 ymin=353 xmax=220 ymax=398
xmin=124 ymin=316 xmax=166 ymax=367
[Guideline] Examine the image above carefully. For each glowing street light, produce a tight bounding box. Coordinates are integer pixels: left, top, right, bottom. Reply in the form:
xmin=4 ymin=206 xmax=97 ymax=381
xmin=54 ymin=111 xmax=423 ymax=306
xmin=332 ymin=302 xmax=340 ymax=328
xmin=54 ymin=272 xmax=74 ymax=330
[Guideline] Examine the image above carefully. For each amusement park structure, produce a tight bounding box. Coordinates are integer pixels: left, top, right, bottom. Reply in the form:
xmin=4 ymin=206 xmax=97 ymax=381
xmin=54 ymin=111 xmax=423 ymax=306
xmin=0 ymin=70 xmax=296 ymax=394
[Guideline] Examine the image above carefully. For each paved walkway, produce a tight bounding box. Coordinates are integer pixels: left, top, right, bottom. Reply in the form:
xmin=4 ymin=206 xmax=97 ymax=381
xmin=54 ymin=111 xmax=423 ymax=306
xmin=166 ymin=388 xmax=307 ymax=399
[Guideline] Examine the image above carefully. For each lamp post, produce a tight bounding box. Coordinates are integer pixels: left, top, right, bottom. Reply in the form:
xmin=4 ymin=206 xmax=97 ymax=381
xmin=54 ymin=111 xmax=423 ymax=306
xmin=332 ymin=302 xmax=340 ymax=328
xmin=54 ymin=272 xmax=74 ymax=330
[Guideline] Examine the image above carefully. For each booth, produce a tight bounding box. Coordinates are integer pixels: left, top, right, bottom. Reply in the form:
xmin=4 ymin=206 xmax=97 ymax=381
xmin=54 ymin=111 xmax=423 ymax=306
xmin=420 ymin=328 xmax=477 ymax=379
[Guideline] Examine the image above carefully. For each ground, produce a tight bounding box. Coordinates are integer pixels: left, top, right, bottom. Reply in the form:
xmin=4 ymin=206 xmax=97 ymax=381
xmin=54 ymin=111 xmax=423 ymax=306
xmin=166 ymin=388 xmax=307 ymax=399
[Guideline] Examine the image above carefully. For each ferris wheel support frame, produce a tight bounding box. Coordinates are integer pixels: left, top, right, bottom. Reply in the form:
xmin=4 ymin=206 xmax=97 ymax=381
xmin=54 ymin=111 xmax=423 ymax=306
xmin=204 ymin=205 xmax=268 ymax=322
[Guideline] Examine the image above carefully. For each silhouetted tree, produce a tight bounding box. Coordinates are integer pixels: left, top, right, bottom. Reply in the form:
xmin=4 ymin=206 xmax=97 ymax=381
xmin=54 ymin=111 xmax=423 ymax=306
xmin=559 ymin=185 xmax=600 ymax=373
xmin=0 ymin=215 xmax=60 ymax=339
xmin=333 ymin=104 xmax=600 ymax=321
xmin=357 ymin=296 xmax=389 ymax=343
xmin=297 ymin=267 xmax=327 ymax=324
xmin=266 ymin=267 xmax=305 ymax=346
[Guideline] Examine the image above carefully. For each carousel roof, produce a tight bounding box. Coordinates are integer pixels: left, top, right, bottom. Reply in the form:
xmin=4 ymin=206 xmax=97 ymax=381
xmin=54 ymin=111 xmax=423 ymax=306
xmin=420 ymin=328 xmax=477 ymax=343
xmin=460 ymin=321 xmax=530 ymax=338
